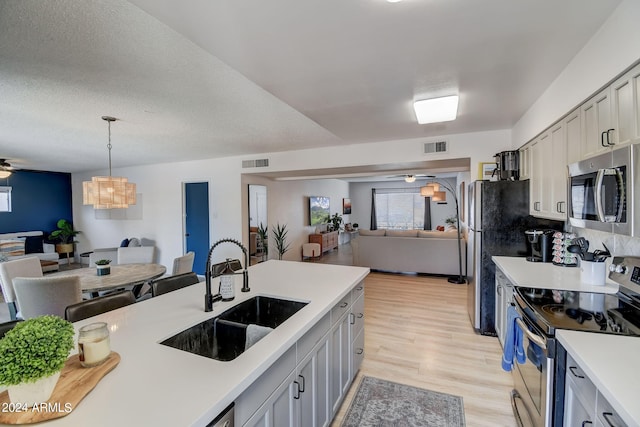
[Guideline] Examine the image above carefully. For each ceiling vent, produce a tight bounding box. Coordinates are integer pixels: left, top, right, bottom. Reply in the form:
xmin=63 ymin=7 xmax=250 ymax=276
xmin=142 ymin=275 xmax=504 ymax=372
xmin=423 ymin=141 xmax=448 ymax=154
xmin=242 ymin=158 xmax=270 ymax=168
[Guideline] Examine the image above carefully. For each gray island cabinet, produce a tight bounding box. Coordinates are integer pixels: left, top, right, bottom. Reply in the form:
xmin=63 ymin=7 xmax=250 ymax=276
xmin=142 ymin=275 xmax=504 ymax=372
xmin=45 ymin=261 xmax=369 ymax=427
xmin=237 ymin=282 xmax=365 ymax=427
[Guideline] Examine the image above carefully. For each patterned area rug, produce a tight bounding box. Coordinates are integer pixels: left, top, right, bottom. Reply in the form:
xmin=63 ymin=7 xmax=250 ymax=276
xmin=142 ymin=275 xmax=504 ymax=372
xmin=342 ymin=376 xmax=466 ymax=427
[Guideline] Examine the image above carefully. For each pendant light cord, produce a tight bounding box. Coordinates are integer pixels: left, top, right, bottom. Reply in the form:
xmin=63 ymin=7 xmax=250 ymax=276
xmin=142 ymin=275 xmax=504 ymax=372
xmin=107 ymin=119 xmax=112 ymax=177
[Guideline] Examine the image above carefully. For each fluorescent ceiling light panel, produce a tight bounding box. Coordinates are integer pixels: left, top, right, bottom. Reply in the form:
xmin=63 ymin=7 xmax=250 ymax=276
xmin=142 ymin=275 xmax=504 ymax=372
xmin=413 ymin=95 xmax=459 ymax=124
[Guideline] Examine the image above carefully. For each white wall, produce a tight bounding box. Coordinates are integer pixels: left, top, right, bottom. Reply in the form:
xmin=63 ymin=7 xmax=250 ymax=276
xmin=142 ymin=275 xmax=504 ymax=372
xmin=72 ymin=129 xmax=509 ymax=269
xmin=349 ymin=179 xmax=457 ymax=231
xmin=512 ymin=0 xmax=640 ymax=147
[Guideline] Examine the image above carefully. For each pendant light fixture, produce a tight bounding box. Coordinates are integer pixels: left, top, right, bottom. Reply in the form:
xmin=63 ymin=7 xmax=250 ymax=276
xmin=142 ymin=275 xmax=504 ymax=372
xmin=83 ymin=116 xmax=136 ymax=209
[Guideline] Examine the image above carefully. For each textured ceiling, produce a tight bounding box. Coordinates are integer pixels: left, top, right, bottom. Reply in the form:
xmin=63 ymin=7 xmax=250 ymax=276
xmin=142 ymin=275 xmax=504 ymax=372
xmin=0 ymin=0 xmax=621 ymax=174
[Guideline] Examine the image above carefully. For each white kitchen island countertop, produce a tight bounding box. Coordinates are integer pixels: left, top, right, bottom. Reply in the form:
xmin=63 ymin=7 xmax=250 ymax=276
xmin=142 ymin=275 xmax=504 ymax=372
xmin=492 ymin=256 xmax=618 ymax=293
xmin=557 ymin=330 xmax=640 ymax=427
xmin=44 ymin=260 xmax=369 ymax=427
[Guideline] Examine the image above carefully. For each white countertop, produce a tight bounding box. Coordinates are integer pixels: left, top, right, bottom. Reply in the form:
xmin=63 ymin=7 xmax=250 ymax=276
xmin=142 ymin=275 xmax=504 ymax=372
xmin=492 ymin=256 xmax=618 ymax=293
xmin=557 ymin=330 xmax=640 ymax=427
xmin=46 ymin=260 xmax=369 ymax=427
xmin=492 ymin=256 xmax=638 ymax=426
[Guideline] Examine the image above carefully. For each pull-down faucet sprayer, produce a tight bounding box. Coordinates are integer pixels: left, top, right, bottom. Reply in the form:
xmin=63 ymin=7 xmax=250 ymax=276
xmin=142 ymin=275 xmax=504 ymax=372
xmin=204 ymin=238 xmax=250 ymax=312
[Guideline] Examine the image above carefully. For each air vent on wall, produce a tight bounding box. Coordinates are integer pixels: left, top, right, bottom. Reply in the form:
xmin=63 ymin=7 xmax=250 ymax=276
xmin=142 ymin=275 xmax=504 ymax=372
xmin=424 ymin=141 xmax=448 ymax=154
xmin=242 ymin=159 xmax=270 ymax=168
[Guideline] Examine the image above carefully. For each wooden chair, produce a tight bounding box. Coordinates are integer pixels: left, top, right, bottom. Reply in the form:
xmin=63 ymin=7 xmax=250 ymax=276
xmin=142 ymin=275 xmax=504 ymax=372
xmin=13 ymin=276 xmax=82 ymax=319
xmin=0 ymin=257 xmax=43 ymax=320
xmin=151 ymin=272 xmax=200 ymax=297
xmin=65 ymin=290 xmax=136 ymax=322
xmin=172 ymin=252 xmax=195 ymax=275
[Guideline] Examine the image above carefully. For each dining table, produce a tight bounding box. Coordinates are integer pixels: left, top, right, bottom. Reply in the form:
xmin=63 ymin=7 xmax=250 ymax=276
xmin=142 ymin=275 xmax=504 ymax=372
xmin=48 ymin=263 xmax=167 ymax=296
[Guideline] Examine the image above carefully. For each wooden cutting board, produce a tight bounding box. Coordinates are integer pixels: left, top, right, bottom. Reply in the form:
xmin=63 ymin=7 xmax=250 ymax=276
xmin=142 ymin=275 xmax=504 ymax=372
xmin=0 ymin=352 xmax=120 ymax=424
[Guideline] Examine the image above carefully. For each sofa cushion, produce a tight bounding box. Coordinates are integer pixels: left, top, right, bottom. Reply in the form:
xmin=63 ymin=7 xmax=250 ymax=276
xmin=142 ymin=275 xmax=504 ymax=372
xmin=24 ymin=235 xmax=44 ymax=254
xmin=385 ymin=230 xmax=418 ymax=238
xmin=359 ymin=229 xmax=386 ymax=236
xmin=417 ymin=230 xmax=458 ymax=239
xmin=120 ymin=238 xmax=130 ymax=247
xmin=127 ymin=237 xmax=141 ymax=247
xmin=0 ymin=239 xmax=26 ymax=256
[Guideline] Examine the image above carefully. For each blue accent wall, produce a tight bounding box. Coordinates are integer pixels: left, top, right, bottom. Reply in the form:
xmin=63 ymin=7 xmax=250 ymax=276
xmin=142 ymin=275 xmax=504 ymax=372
xmin=0 ymin=170 xmax=73 ymax=236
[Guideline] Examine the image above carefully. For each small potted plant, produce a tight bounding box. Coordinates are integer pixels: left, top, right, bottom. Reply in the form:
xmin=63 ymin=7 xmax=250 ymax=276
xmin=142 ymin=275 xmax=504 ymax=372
xmin=0 ymin=315 xmax=75 ymax=406
xmin=95 ymin=259 xmax=112 ymax=276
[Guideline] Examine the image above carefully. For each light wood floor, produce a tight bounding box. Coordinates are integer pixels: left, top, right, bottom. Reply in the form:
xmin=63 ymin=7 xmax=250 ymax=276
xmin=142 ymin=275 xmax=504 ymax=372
xmin=323 ymin=247 xmax=517 ymax=426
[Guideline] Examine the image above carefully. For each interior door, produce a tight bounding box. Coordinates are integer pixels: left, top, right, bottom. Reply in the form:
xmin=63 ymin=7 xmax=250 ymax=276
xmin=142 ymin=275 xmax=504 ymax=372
xmin=184 ymin=182 xmax=210 ymax=275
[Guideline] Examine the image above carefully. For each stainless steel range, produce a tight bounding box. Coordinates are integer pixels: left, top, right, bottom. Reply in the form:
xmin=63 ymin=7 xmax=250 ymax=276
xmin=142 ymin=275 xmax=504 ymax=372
xmin=511 ymin=256 xmax=640 ymax=427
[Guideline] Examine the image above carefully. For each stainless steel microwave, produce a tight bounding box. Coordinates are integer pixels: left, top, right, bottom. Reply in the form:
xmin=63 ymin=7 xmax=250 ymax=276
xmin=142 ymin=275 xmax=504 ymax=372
xmin=568 ymin=143 xmax=638 ymax=236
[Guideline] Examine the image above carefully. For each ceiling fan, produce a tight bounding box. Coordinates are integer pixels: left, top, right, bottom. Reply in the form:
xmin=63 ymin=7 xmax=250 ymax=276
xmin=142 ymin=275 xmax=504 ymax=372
xmin=389 ymin=174 xmax=431 ymax=183
xmin=0 ymin=159 xmax=16 ymax=179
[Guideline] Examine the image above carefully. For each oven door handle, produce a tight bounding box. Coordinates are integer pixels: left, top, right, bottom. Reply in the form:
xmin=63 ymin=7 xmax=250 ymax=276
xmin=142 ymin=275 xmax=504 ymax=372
xmin=515 ymin=317 xmax=547 ymax=350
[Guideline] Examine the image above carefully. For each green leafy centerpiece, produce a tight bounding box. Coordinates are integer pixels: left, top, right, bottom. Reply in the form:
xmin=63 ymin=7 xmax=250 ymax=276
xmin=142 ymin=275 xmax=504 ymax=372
xmin=0 ymin=316 xmax=75 ymax=406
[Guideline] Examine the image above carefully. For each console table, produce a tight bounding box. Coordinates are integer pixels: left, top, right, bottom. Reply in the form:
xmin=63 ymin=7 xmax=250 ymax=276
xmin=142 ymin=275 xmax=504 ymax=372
xmin=309 ymin=231 xmax=338 ymax=254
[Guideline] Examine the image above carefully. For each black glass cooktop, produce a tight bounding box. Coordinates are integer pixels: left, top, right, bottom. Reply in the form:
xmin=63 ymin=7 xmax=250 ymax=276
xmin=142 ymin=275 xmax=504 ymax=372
xmin=515 ymin=287 xmax=640 ymax=336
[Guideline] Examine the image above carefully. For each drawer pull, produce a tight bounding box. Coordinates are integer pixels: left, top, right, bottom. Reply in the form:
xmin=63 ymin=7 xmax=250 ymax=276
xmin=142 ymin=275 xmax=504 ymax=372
xmin=355 ymin=348 xmax=364 ymax=355
xmin=356 ymin=286 xmax=363 ymax=291
xmin=357 ymin=313 xmax=364 ymax=318
xmin=569 ymin=366 xmax=585 ymax=379
xmin=340 ymin=302 xmax=348 ymax=308
xmin=298 ymin=375 xmax=305 ymax=393
xmin=581 ymin=421 xmax=592 ymax=427
xmin=350 ymin=313 xmax=355 ymax=325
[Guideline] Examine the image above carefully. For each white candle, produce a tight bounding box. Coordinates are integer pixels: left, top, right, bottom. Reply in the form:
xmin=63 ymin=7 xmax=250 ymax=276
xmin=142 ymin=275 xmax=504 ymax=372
xmin=78 ymin=322 xmax=111 ymax=367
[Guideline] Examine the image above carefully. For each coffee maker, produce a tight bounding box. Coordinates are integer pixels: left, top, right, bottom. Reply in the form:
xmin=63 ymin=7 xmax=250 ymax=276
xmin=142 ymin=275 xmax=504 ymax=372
xmin=494 ymin=151 xmax=520 ymax=181
xmin=525 ymin=229 xmax=554 ymax=262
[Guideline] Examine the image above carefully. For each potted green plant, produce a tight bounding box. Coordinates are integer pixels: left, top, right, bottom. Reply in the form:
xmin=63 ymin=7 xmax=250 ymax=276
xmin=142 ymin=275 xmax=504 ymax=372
xmin=0 ymin=315 xmax=75 ymax=406
xmin=272 ymin=223 xmax=290 ymax=260
xmin=445 ymin=215 xmax=457 ymax=228
xmin=49 ymin=219 xmax=81 ymax=259
xmin=330 ymin=213 xmax=343 ymax=232
xmin=257 ymin=223 xmax=269 ymax=258
xmin=95 ymin=259 xmax=112 ymax=276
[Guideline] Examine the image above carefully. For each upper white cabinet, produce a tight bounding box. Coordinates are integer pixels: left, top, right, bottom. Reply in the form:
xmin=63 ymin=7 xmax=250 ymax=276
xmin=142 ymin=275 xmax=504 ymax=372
xmin=580 ymin=62 xmax=640 ymax=159
xmin=519 ymin=143 xmax=531 ymax=180
xmin=524 ymin=61 xmax=640 ymax=221
xmin=530 ymin=126 xmax=567 ymax=220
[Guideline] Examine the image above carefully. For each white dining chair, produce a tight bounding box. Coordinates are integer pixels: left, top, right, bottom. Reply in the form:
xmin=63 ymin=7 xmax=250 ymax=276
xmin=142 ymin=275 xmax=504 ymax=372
xmin=13 ymin=276 xmax=82 ymax=319
xmin=0 ymin=257 xmax=43 ymax=320
xmin=172 ymin=252 xmax=195 ymax=275
xmin=117 ymin=246 xmax=155 ymax=264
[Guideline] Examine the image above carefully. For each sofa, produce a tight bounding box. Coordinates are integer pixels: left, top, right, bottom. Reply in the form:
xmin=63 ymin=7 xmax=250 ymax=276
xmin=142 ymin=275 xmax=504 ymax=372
xmin=351 ymin=229 xmax=466 ymax=276
xmin=0 ymin=231 xmax=59 ymax=263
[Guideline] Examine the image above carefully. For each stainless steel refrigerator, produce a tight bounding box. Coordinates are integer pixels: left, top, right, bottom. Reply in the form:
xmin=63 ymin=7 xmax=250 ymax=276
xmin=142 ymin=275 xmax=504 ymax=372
xmin=466 ymin=180 xmax=563 ymax=335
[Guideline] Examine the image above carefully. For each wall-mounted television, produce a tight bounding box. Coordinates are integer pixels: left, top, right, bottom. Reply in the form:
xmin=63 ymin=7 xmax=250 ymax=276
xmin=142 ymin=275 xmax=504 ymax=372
xmin=309 ymin=196 xmax=330 ymax=226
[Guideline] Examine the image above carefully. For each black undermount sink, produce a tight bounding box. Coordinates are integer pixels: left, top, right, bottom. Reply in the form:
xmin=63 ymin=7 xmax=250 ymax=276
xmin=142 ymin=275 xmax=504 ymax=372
xmin=160 ymin=296 xmax=308 ymax=361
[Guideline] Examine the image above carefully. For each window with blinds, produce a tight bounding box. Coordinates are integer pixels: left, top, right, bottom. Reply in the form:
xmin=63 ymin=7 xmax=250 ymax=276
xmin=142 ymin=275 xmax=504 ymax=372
xmin=0 ymin=187 xmax=11 ymax=212
xmin=374 ymin=189 xmax=425 ymax=230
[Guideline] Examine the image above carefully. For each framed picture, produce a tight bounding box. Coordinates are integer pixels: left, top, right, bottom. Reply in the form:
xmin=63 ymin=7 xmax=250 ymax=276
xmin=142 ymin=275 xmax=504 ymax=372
xmin=343 ymin=198 xmax=352 ymax=214
xmin=479 ymin=162 xmax=497 ymax=181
